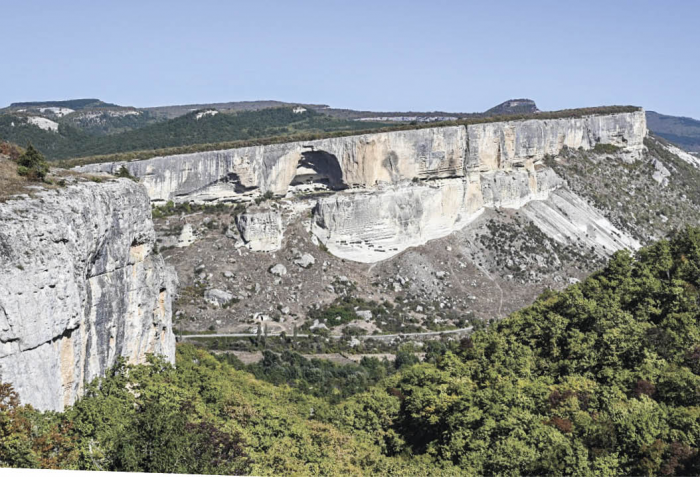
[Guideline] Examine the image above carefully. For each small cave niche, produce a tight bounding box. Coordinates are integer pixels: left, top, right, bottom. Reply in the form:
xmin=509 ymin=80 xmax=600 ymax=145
xmin=221 ymin=172 xmax=256 ymax=194
xmin=290 ymin=150 xmax=346 ymax=192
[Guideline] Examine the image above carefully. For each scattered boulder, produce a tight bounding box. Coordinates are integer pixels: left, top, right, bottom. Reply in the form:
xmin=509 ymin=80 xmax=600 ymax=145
xmin=204 ymin=288 xmax=234 ymax=307
xmin=176 ymin=223 xmax=196 ymax=247
xmin=225 ymin=225 xmax=239 ymax=239
xmin=236 ymin=208 xmax=284 ymax=252
xmin=310 ymin=319 xmax=328 ymax=330
xmin=294 ymin=253 xmax=315 ymax=268
xmin=356 ymin=310 xmax=373 ymax=321
xmin=269 ymin=264 xmax=287 ymax=276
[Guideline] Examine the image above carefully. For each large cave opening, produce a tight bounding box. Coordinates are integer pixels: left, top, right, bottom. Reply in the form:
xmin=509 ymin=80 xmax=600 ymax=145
xmin=290 ymin=150 xmax=346 ymax=192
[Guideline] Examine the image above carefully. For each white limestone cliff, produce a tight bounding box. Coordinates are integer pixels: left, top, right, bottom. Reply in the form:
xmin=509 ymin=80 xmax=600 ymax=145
xmin=466 ymin=112 xmax=646 ymax=171
xmin=311 ymin=177 xmax=483 ymax=262
xmin=73 ymin=110 xmax=647 ymax=263
xmin=74 ymin=111 xmax=646 ymax=203
xmin=312 ymin=167 xmax=564 ymax=262
xmin=0 ymin=179 xmax=176 ymax=411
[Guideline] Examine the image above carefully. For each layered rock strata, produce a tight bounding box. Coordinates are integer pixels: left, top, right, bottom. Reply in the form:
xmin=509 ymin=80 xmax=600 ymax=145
xmin=75 ymin=111 xmax=646 ymax=202
xmin=74 ymin=110 xmax=647 ymax=263
xmin=312 ymin=168 xmax=563 ymax=262
xmin=0 ymin=179 xmax=175 ymax=411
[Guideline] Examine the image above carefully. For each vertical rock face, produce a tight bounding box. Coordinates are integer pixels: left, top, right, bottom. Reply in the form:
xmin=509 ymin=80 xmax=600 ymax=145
xmin=75 ymin=126 xmax=468 ymax=201
xmin=75 ymin=111 xmax=646 ymax=202
xmin=466 ymin=112 xmax=646 ymax=170
xmin=312 ymin=168 xmax=564 ymax=262
xmin=311 ymin=177 xmax=484 ymax=263
xmin=73 ymin=110 xmax=647 ymax=263
xmin=0 ymin=179 xmax=175 ymax=411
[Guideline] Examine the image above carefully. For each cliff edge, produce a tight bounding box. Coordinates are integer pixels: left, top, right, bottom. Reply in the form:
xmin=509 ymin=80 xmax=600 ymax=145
xmin=0 ymin=177 xmax=176 ymax=411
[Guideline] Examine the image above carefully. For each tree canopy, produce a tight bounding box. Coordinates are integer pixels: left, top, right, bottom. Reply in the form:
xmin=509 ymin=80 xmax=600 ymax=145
xmin=1 ymin=227 xmax=700 ymax=475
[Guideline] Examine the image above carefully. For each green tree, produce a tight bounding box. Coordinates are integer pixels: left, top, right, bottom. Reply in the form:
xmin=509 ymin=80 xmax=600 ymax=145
xmin=16 ymin=144 xmax=49 ymax=181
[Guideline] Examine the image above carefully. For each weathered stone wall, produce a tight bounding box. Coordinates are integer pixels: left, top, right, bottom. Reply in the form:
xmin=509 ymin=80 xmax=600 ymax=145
xmin=0 ymin=179 xmax=175 ymax=411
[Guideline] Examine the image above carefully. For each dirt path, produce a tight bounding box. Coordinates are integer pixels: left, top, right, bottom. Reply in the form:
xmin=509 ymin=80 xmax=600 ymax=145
xmin=179 ymin=327 xmax=473 ymax=341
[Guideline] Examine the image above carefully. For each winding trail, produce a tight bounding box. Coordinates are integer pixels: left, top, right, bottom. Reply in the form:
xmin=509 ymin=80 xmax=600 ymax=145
xmin=178 ymin=327 xmax=473 ymax=341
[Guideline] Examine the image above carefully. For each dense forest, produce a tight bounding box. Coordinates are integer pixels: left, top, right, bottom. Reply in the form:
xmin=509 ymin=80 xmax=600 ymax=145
xmin=1 ymin=226 xmax=699 ymax=475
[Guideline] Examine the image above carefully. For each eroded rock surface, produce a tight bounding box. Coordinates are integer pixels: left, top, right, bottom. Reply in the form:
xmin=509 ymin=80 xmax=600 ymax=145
xmin=74 ymin=111 xmax=646 ymax=202
xmin=312 ymin=168 xmax=564 ymax=262
xmin=236 ymin=208 xmax=284 ymax=251
xmin=76 ymin=111 xmax=647 ymax=263
xmin=0 ymin=179 xmax=175 ymax=411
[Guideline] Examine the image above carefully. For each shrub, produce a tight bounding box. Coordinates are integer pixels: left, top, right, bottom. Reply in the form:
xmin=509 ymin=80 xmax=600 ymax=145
xmin=593 ymin=142 xmax=622 ymax=154
xmin=115 ymin=165 xmax=138 ymax=182
xmin=16 ymin=144 xmax=49 ymax=181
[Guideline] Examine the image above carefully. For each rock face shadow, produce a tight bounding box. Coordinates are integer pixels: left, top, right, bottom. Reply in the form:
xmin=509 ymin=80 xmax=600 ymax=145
xmin=291 ymin=150 xmax=347 ymax=191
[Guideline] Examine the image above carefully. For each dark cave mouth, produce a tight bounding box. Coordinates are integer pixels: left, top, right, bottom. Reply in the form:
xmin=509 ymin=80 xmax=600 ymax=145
xmin=290 ymin=151 xmax=347 ymax=191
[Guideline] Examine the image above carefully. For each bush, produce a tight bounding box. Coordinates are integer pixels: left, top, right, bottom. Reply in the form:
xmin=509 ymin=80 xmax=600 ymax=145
xmin=16 ymin=144 xmax=49 ymax=181
xmin=0 ymin=141 xmax=23 ymax=161
xmin=593 ymin=142 xmax=622 ymax=154
xmin=115 ymin=165 xmax=138 ymax=182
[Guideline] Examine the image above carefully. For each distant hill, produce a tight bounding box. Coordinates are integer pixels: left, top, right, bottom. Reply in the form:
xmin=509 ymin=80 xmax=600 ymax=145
xmin=1 ymin=96 xmax=648 ymax=163
xmin=7 ymin=98 xmax=119 ymax=110
xmin=145 ymin=100 xmax=329 ymax=120
xmin=318 ymin=98 xmax=540 ymax=121
xmin=646 ymin=111 xmax=700 ymax=153
xmin=484 ymin=98 xmax=539 ymax=116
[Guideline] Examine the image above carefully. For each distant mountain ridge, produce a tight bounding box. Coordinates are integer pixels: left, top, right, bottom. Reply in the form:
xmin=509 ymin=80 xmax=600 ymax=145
xmin=8 ymin=98 xmax=119 ymax=110
xmin=646 ymin=111 xmax=700 ymax=153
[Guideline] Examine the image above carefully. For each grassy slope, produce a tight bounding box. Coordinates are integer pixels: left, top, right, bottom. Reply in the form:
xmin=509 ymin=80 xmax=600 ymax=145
xmin=546 ymin=135 xmax=700 ymax=245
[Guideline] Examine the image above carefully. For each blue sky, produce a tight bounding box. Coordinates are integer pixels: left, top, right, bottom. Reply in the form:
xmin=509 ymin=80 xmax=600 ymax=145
xmin=3 ymin=0 xmax=699 ymax=117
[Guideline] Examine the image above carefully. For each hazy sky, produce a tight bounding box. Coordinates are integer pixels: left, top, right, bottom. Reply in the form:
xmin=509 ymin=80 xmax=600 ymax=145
xmin=3 ymin=0 xmax=699 ymax=117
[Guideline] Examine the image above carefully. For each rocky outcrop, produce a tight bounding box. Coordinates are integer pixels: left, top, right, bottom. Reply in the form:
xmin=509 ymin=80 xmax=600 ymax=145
xmin=74 ymin=111 xmax=646 ymax=203
xmin=0 ymin=179 xmax=175 ymax=411
xmin=73 ymin=110 xmax=647 ymax=263
xmin=520 ymin=189 xmax=640 ymax=253
xmin=466 ymin=112 xmax=646 ymax=171
xmin=312 ymin=167 xmax=564 ymax=262
xmin=236 ymin=208 xmax=284 ymax=252
xmin=311 ymin=178 xmax=482 ymax=262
